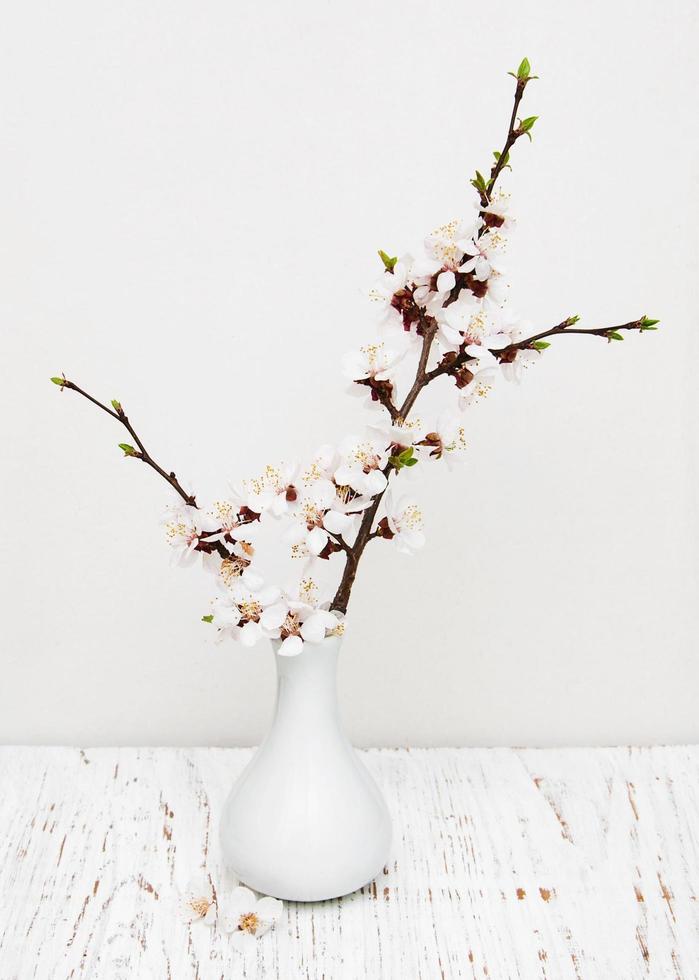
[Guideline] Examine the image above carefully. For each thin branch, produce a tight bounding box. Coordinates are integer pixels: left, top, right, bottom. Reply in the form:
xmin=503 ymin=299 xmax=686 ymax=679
xmin=397 ymin=322 xmax=438 ymax=418
xmin=502 ymin=318 xmax=646 ymax=351
xmin=55 ymin=379 xmax=198 ymax=507
xmin=482 ymin=80 xmax=526 ymax=205
xmin=355 ymin=378 xmax=400 ymax=421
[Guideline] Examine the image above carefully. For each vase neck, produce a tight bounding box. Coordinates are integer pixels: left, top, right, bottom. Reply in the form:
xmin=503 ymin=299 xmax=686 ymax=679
xmin=270 ymin=636 xmax=342 ymax=732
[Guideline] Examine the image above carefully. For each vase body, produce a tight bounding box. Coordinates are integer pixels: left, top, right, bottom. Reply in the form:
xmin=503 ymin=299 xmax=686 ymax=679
xmin=219 ymin=636 xmax=391 ymax=901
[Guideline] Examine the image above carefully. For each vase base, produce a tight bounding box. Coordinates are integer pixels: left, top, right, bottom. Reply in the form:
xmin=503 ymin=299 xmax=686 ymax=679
xmin=227 ymin=854 xmax=390 ymax=903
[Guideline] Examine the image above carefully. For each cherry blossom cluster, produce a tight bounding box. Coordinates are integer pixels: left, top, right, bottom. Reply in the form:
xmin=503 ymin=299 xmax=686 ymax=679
xmin=161 ymin=185 xmax=536 ymax=652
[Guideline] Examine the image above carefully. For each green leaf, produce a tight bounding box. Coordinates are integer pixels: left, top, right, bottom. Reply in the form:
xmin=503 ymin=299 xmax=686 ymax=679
xmin=378 ymin=250 xmax=398 ymax=272
xmin=404 ymin=457 xmax=418 ymax=467
xmin=640 ymin=316 xmax=660 ymax=328
xmin=532 ymin=341 xmax=550 ymax=350
xmin=389 ymin=455 xmax=403 ymax=470
xmin=118 ymin=442 xmax=137 ymax=455
xmin=50 ymin=376 xmax=64 ymax=385
xmin=606 ymin=331 xmax=624 ymax=341
xmin=517 ymin=57 xmax=531 ymax=79
xmin=398 ymin=447 xmax=414 ymax=462
xmin=201 ymin=614 xmax=214 ymax=623
xmin=520 ymin=116 xmax=538 ymax=132
xmin=471 ymin=170 xmax=487 ymax=192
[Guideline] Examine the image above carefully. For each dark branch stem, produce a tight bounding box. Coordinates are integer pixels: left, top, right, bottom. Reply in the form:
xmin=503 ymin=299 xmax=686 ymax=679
xmin=330 ymin=326 xmax=437 ymax=613
xmin=505 ymin=318 xmax=645 ymax=350
xmin=479 ymin=78 xmax=528 ymax=208
xmin=59 ymin=380 xmax=197 ymax=507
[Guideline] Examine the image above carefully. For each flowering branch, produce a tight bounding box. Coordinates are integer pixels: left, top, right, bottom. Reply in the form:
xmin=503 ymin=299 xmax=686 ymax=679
xmin=425 ymin=316 xmax=658 ymax=386
xmin=330 ymin=324 xmax=438 ymax=613
xmin=50 ymin=58 xmax=659 ymax=655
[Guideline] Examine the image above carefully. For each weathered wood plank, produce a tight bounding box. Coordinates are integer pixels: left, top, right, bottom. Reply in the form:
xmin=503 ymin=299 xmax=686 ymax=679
xmin=0 ymin=747 xmax=697 ymax=978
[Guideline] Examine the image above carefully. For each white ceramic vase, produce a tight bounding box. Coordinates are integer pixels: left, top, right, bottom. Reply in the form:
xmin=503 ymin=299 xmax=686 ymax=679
xmin=219 ymin=635 xmax=391 ymax=902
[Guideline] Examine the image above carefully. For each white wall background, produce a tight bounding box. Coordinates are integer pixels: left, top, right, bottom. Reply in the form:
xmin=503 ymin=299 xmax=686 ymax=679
xmin=2 ymin=0 xmax=697 ymax=747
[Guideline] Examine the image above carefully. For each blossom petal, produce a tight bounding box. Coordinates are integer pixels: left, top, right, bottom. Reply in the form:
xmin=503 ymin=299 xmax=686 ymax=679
xmin=239 ymin=620 xmax=263 ymax=647
xmin=278 ymin=634 xmax=303 ymax=657
xmin=255 ymin=896 xmax=284 ymax=924
xmin=260 ymin=602 xmax=288 ymax=630
xmin=436 ymin=270 xmax=456 ymax=293
xmin=364 ymin=469 xmax=388 ymax=495
xmin=323 ymin=510 xmax=352 ymax=534
xmin=299 ymin=611 xmax=328 ymax=644
xmin=257 ymin=585 xmax=281 ymax=605
xmin=306 ymin=526 xmax=328 ymax=556
xmin=241 ymin=567 xmax=264 ymax=591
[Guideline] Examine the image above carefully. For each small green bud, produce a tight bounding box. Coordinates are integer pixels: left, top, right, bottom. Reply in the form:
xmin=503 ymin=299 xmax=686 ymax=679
xmin=389 ymin=455 xmax=403 ymax=470
xmin=520 ymin=115 xmax=538 ymax=132
xmin=111 ymin=399 xmax=122 ymax=412
xmin=378 ymin=250 xmax=398 ymax=273
xmin=566 ymin=315 xmax=581 ymax=326
xmin=517 ymin=57 xmax=531 ymax=79
xmin=606 ymin=331 xmax=624 ymax=341
xmin=202 ymin=614 xmax=214 ymax=624
xmin=532 ymin=341 xmax=550 ymax=350
xmin=118 ymin=443 xmax=137 ymax=456
xmin=640 ymin=316 xmax=660 ymax=328
xmin=50 ymin=376 xmax=64 ymax=385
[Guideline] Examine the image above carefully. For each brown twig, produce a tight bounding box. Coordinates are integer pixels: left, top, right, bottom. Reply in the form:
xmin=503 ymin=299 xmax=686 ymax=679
xmin=480 ymin=77 xmax=529 ymax=207
xmin=56 ymin=379 xmax=198 ymax=507
xmin=503 ymin=318 xmax=647 ymax=350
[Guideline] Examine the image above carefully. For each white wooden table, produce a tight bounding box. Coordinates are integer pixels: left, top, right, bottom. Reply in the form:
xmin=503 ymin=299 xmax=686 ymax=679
xmin=1 ymin=747 xmax=698 ymax=979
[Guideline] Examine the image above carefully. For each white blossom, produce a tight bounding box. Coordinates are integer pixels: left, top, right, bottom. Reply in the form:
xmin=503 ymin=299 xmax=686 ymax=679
xmin=333 ymin=433 xmax=389 ymax=496
xmin=162 ymin=504 xmax=218 ymax=567
xmin=481 ymin=190 xmax=515 ymax=231
xmin=282 ymin=478 xmax=337 ymax=557
xmin=417 ymin=411 xmax=467 ymax=468
xmin=384 ymin=492 xmax=425 ymax=554
xmin=368 ymin=255 xmax=414 ymax=327
xmin=226 ymin=578 xmax=282 ymax=647
xmin=219 ymin=886 xmax=283 ymax=950
xmin=457 ymin=357 xmax=498 ymax=410
xmin=459 ymin=229 xmax=507 ymax=282
xmin=179 ymin=873 xmax=216 ymax=926
xmin=343 ymin=340 xmax=405 ymax=384
xmin=500 ymin=347 xmax=541 ymax=383
xmin=424 ymin=216 xmax=481 ymax=268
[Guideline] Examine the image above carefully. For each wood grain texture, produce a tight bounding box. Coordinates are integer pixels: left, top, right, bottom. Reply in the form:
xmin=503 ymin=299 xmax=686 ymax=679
xmin=1 ymin=746 xmax=698 ymax=979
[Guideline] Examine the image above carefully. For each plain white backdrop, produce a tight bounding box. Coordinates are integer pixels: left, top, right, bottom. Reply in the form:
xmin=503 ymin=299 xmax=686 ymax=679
xmin=2 ymin=0 xmax=697 ymax=747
